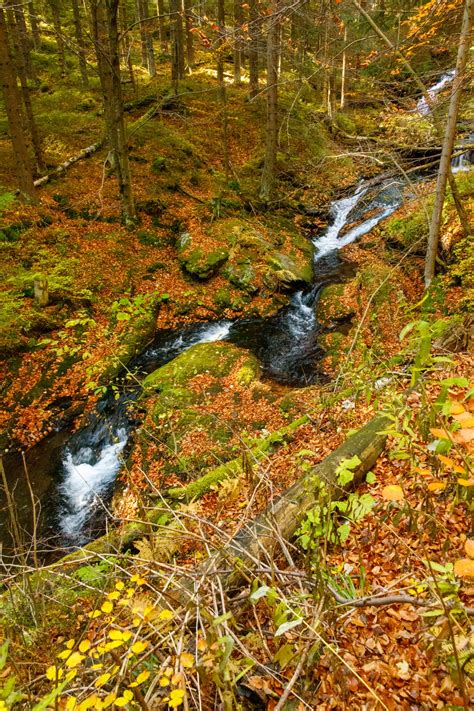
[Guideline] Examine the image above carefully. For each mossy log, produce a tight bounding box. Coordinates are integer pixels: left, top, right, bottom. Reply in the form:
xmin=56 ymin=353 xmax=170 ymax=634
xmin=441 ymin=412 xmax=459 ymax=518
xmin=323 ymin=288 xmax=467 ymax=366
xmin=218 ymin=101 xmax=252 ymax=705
xmin=175 ymin=413 xmax=390 ymax=601
xmin=163 ymin=415 xmax=310 ymax=502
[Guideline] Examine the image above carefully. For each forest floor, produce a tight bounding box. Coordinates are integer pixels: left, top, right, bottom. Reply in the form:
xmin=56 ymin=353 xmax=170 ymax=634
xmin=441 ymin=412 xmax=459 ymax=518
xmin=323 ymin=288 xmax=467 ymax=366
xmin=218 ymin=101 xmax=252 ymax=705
xmin=0 ymin=55 xmax=473 ymax=710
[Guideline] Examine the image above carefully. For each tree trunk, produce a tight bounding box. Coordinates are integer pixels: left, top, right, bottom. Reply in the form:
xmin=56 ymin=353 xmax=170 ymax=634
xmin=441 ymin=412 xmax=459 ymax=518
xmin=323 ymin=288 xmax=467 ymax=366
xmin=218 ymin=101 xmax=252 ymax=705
xmin=91 ymin=0 xmax=136 ymax=223
xmin=233 ymin=0 xmax=242 ymax=84
xmin=340 ymin=23 xmax=347 ymax=110
xmin=120 ymin=2 xmax=137 ymax=95
xmin=170 ymin=0 xmax=185 ymax=84
xmin=27 ymin=0 xmax=40 ymax=49
xmin=156 ymin=0 xmax=168 ymax=52
xmin=143 ymin=0 xmax=156 ymax=76
xmin=424 ymin=0 xmax=473 ymax=286
xmin=0 ymin=8 xmax=36 ymax=201
xmin=259 ymin=0 xmax=279 ymax=202
xmin=217 ymin=0 xmax=229 ymax=178
xmin=184 ymin=0 xmax=194 ymax=72
xmin=6 ymin=3 xmax=45 ymax=173
xmin=48 ymin=0 xmax=67 ymax=78
xmin=248 ymin=0 xmax=259 ymax=98
xmin=71 ymin=0 xmax=89 ymax=87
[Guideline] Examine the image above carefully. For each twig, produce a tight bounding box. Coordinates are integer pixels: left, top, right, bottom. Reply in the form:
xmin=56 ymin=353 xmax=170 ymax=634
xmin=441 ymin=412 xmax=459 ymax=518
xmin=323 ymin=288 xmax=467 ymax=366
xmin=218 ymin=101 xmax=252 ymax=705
xmin=274 ymin=641 xmax=310 ymax=711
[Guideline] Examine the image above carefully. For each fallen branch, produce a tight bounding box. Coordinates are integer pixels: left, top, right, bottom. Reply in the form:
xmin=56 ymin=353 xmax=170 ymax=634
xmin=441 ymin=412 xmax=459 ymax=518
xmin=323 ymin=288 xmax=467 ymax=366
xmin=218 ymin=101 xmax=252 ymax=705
xmin=34 ymin=142 xmax=102 ymax=188
xmin=174 ymin=413 xmax=390 ymax=602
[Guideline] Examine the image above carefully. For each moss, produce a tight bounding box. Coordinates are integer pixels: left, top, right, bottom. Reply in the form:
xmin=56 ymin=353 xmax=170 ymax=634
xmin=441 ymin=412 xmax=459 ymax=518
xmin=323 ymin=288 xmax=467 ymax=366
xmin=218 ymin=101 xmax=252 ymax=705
xmin=177 ymin=232 xmax=230 ymax=279
xmin=143 ymin=341 xmax=260 ymax=391
xmin=164 ymin=415 xmax=310 ymax=501
xmin=317 ymin=283 xmax=355 ymax=325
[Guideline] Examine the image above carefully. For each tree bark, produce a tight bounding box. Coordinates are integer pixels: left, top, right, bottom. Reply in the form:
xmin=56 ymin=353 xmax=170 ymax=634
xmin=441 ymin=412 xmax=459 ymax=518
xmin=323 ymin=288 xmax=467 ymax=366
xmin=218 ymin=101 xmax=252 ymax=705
xmin=156 ymin=0 xmax=168 ymax=52
xmin=248 ymin=0 xmax=259 ymax=98
xmin=259 ymin=0 xmax=279 ymax=202
xmin=6 ymin=2 xmax=45 ymax=172
xmin=424 ymin=0 xmax=473 ymax=286
xmin=71 ymin=0 xmax=89 ymax=87
xmin=217 ymin=0 xmax=230 ymax=178
xmin=170 ymin=0 xmax=185 ymax=84
xmin=48 ymin=0 xmax=67 ymax=78
xmin=233 ymin=0 xmax=242 ymax=84
xmin=91 ymin=0 xmax=136 ymax=223
xmin=0 ymin=8 xmax=36 ymax=201
xmin=27 ymin=0 xmax=40 ymax=49
xmin=184 ymin=0 xmax=194 ymax=72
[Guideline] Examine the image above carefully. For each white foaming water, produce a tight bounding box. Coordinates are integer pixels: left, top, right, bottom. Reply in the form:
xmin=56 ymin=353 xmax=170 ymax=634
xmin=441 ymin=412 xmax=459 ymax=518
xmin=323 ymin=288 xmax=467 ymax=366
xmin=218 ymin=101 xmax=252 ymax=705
xmin=313 ymin=185 xmax=367 ymax=260
xmin=192 ymin=321 xmax=232 ymax=344
xmin=417 ymin=70 xmax=455 ymax=115
xmin=60 ymin=428 xmax=128 ymax=538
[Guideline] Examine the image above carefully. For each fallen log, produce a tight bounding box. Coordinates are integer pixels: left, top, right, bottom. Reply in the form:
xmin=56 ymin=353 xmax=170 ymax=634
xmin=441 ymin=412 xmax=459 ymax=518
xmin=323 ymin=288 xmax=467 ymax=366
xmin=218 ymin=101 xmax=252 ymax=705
xmin=174 ymin=413 xmax=390 ymax=602
xmin=33 ymin=142 xmax=102 ymax=188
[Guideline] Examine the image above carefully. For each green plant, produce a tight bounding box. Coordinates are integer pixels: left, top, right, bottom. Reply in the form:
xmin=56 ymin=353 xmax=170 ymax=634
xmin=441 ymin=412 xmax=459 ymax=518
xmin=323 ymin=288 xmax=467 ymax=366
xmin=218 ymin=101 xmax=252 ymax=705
xmin=0 ymin=641 xmax=25 ymax=709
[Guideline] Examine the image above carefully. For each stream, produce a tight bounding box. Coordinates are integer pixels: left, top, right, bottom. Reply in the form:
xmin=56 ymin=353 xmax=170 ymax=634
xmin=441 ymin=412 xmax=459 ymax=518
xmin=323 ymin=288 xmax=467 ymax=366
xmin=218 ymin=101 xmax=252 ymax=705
xmin=0 ymin=178 xmax=406 ymax=556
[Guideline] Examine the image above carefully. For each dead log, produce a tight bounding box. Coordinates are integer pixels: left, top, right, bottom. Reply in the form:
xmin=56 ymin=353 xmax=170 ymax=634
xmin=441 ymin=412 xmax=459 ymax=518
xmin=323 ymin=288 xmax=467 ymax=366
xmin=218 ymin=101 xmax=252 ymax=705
xmin=33 ymin=142 xmax=102 ymax=187
xmin=175 ymin=413 xmax=390 ymax=602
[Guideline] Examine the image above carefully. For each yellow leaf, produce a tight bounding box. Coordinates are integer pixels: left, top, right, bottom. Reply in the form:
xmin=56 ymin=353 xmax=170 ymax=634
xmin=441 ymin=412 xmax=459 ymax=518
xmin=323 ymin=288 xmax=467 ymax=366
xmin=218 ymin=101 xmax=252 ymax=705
xmin=130 ymin=670 xmax=150 ymax=687
xmin=101 ymin=601 xmax=113 ymax=614
xmin=88 ymin=610 xmax=102 ymax=619
xmin=108 ymin=629 xmax=131 ymax=642
xmin=65 ymin=652 xmax=85 ymax=669
xmin=180 ymin=652 xmax=194 ymax=668
xmin=159 ymin=609 xmax=173 ymax=621
xmin=430 ymin=427 xmax=451 ymax=440
xmin=381 ymin=485 xmax=404 ymax=502
xmin=448 ymin=401 xmax=465 ymax=415
xmin=102 ymin=693 xmax=117 ymax=709
xmin=457 ymin=478 xmax=474 ymax=487
xmin=454 ymin=412 xmax=474 ymax=427
xmin=65 ymin=698 xmax=77 ymax=710
xmin=454 ymin=559 xmax=474 ymax=578
xmin=438 ymin=454 xmax=465 ymax=474
xmin=427 ymin=481 xmax=446 ymax=492
xmin=115 ymin=581 xmax=125 ymax=590
xmin=160 ymin=676 xmax=170 ymax=687
xmin=197 ymin=638 xmax=207 ymax=652
xmin=78 ymin=640 xmax=91 ymax=653
xmin=104 ymin=640 xmax=123 ymax=651
xmin=115 ymin=690 xmax=134 ymax=707
xmin=107 ymin=591 xmax=120 ymax=600
xmin=413 ymin=466 xmax=431 ymax=477
xmin=169 ymin=689 xmax=185 ymax=708
xmin=95 ymin=672 xmax=112 ymax=688
xmin=77 ymin=694 xmax=99 ymax=711
xmin=102 ymin=691 xmax=117 ymax=709
xmin=171 ymin=672 xmax=182 ymax=685
xmin=465 ymin=539 xmax=474 ymax=559
xmin=65 ymin=639 xmax=75 ymax=649
xmin=46 ymin=665 xmax=62 ymax=681
xmin=131 ymin=641 xmax=148 ymax=654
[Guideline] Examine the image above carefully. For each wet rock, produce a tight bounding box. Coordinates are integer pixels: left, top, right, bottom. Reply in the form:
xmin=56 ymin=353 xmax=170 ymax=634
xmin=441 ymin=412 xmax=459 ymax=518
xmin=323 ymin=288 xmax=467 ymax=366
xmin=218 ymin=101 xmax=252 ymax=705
xmin=177 ymin=232 xmax=230 ymax=279
xmin=317 ymin=283 xmax=355 ymax=327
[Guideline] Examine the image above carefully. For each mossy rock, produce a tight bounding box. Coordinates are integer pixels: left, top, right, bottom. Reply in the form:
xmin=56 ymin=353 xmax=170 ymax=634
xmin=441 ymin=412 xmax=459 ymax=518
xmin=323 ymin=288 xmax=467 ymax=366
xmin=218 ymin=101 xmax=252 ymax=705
xmin=177 ymin=232 xmax=230 ymax=279
xmin=267 ymin=252 xmax=313 ymax=288
xmin=224 ymin=263 xmax=258 ymax=293
xmin=143 ymin=341 xmax=260 ymax=392
xmin=317 ymin=283 xmax=355 ymax=326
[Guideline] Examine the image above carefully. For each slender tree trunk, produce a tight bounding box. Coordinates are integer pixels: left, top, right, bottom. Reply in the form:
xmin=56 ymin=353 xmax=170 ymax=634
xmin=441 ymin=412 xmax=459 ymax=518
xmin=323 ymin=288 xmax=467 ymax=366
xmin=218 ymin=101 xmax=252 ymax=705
xmin=340 ymin=23 xmax=347 ymax=110
xmin=13 ymin=4 xmax=35 ymax=79
xmin=248 ymin=0 xmax=259 ymax=98
xmin=170 ymin=0 xmax=185 ymax=84
xmin=28 ymin=0 xmax=40 ymax=49
xmin=143 ymin=0 xmax=156 ymax=76
xmin=233 ymin=0 xmax=242 ymax=85
xmin=72 ymin=0 xmax=89 ymax=87
xmin=184 ymin=0 xmax=194 ymax=72
xmin=424 ymin=0 xmax=473 ymax=286
xmin=260 ymin=0 xmax=279 ymax=202
xmin=217 ymin=0 xmax=229 ymax=177
xmin=136 ymin=0 xmax=148 ymax=67
xmin=48 ymin=0 xmax=67 ymax=78
xmin=0 ymin=8 xmax=36 ymax=201
xmin=91 ymin=0 xmax=136 ymax=223
xmin=6 ymin=3 xmax=45 ymax=172
xmin=120 ymin=2 xmax=137 ymax=94
xmin=156 ymin=0 xmax=168 ymax=52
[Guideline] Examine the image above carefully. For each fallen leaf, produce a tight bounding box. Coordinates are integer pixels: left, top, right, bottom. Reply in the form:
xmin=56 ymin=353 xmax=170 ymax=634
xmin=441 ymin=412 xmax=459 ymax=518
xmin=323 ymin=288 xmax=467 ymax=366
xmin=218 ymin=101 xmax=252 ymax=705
xmin=454 ymin=559 xmax=474 ymax=578
xmin=382 ymin=485 xmax=405 ymax=501
xmin=427 ymin=481 xmax=447 ymax=492
xmin=465 ymin=540 xmax=474 ymax=559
